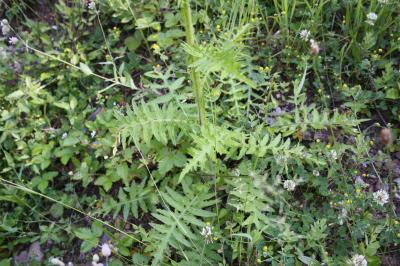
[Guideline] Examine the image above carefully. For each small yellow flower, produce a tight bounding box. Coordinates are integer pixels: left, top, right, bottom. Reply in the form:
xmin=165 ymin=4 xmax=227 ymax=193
xmin=326 ymin=144 xmax=331 ymax=149
xmin=262 ymin=245 xmax=268 ymax=252
xmin=318 ymin=89 xmax=322 ymax=93
xmin=354 ymin=170 xmax=358 ymax=174
xmin=346 ymin=199 xmax=352 ymax=205
xmin=394 ymin=220 xmax=399 ymax=225
xmin=378 ymin=48 xmax=383 ymax=53
xmin=258 ymin=66 xmax=264 ymax=72
xmin=370 ymin=140 xmax=374 ymax=145
xmin=206 ymin=222 xmax=211 ymax=226
xmin=151 ymin=43 xmax=160 ymax=52
xmin=362 ymin=173 xmax=366 ymax=177
xmin=397 ymin=233 xmax=400 ymax=238
xmin=256 ymin=258 xmax=262 ymax=264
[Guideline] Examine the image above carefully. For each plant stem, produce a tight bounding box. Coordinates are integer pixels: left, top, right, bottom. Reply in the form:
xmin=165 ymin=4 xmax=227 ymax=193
xmin=181 ymin=0 xmax=205 ymax=125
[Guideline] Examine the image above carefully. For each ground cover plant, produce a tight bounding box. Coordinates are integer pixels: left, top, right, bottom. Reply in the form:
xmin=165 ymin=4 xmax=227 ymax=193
xmin=1 ymin=0 xmax=400 ymax=265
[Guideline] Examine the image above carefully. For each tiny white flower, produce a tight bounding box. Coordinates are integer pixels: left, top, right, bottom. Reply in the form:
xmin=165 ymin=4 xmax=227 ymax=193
xmin=366 ymin=12 xmax=378 ymax=21
xmin=352 ymin=254 xmax=367 ymax=266
xmin=49 ymin=257 xmax=65 ymax=266
xmin=62 ymin=132 xmax=68 ymax=139
xmin=283 ymin=179 xmax=296 ymax=191
xmin=373 ymin=189 xmax=389 ymax=206
xmin=8 ymin=36 xmax=18 ymax=45
xmin=88 ymin=0 xmax=96 ymax=10
xmin=338 ymin=208 xmax=348 ymax=225
xmin=313 ymin=170 xmax=320 ymax=177
xmin=90 ymin=130 xmax=96 ymax=138
xmin=103 ymin=155 xmax=109 ymax=160
xmin=1 ymin=19 xmax=10 ymax=35
xmin=92 ymin=254 xmax=99 ymax=262
xmin=101 ymin=243 xmax=112 ymax=257
xmin=366 ymin=12 xmax=378 ymax=26
xmin=330 ymin=150 xmax=338 ymax=160
xmin=201 ymin=223 xmax=213 ymax=244
xmin=299 ymin=29 xmax=311 ymax=41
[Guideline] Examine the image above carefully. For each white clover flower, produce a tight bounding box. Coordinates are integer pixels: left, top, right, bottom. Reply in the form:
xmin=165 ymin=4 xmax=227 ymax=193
xmin=201 ymin=223 xmax=213 ymax=244
xmin=367 ymin=12 xmax=378 ymax=21
xmin=1 ymin=19 xmax=10 ymax=35
xmin=283 ymin=179 xmax=296 ymax=191
xmin=92 ymin=254 xmax=99 ymax=262
xmin=88 ymin=0 xmax=96 ymax=10
xmin=330 ymin=150 xmax=338 ymax=160
xmin=49 ymin=257 xmax=65 ymax=266
xmin=373 ymin=189 xmax=389 ymax=206
xmin=299 ymin=29 xmax=311 ymax=41
xmin=313 ymin=170 xmax=320 ymax=177
xmin=352 ymin=254 xmax=367 ymax=266
xmin=90 ymin=130 xmax=96 ymax=138
xmin=8 ymin=36 xmax=18 ymax=45
xmin=62 ymin=132 xmax=68 ymax=139
xmin=101 ymin=243 xmax=112 ymax=257
xmin=366 ymin=12 xmax=378 ymax=26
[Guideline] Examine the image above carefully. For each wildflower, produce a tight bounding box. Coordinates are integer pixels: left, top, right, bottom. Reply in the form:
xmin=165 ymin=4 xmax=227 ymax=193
xmin=338 ymin=208 xmax=348 ymax=225
xmin=352 ymin=254 xmax=367 ymax=266
xmin=101 ymin=243 xmax=112 ymax=257
xmin=262 ymin=245 xmax=268 ymax=252
xmin=201 ymin=223 xmax=213 ymax=244
xmin=330 ymin=150 xmax=338 ymax=160
xmin=313 ymin=170 xmax=320 ymax=177
xmin=299 ymin=29 xmax=311 ymax=41
xmin=366 ymin=12 xmax=378 ymax=26
xmin=283 ymin=179 xmax=296 ymax=191
xmin=88 ymin=0 xmax=96 ymax=10
xmin=90 ymin=130 xmax=96 ymax=138
xmin=373 ymin=189 xmax=389 ymax=206
xmin=62 ymin=132 xmax=68 ymax=139
xmin=1 ymin=19 xmax=10 ymax=35
xmin=8 ymin=36 xmax=18 ymax=45
xmin=310 ymin=39 xmax=320 ymax=55
xmin=151 ymin=43 xmax=160 ymax=53
xmin=49 ymin=257 xmax=65 ymax=266
xmin=92 ymin=254 xmax=99 ymax=262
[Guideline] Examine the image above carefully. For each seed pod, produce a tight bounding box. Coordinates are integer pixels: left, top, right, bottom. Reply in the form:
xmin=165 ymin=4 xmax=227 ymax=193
xmin=380 ymin=128 xmax=393 ymax=146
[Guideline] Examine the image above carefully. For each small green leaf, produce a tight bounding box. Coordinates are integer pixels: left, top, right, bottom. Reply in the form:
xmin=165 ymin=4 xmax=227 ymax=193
xmin=79 ymin=62 xmax=93 ymax=76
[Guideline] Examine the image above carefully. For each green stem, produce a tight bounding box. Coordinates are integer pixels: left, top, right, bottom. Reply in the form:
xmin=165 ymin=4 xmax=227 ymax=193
xmin=181 ymin=0 xmax=205 ymax=125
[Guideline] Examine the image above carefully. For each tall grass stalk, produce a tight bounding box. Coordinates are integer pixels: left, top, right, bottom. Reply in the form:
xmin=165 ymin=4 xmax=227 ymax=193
xmin=181 ymin=0 xmax=206 ymax=125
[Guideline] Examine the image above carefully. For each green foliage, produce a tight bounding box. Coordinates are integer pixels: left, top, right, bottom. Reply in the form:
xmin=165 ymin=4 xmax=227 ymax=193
xmin=1 ymin=0 xmax=400 ymax=265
